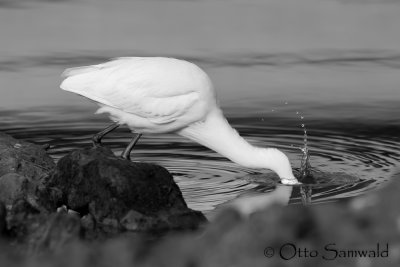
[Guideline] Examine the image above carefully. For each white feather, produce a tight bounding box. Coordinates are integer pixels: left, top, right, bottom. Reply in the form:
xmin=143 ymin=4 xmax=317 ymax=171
xmin=61 ymin=57 xmax=211 ymax=125
xmin=60 ymin=57 xmax=299 ymax=185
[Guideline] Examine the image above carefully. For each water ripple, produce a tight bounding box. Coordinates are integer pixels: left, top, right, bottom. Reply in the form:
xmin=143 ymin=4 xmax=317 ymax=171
xmin=1 ymin=109 xmax=398 ymax=214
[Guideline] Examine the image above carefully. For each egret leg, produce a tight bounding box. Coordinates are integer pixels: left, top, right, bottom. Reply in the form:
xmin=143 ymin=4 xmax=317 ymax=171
xmin=92 ymin=122 xmax=120 ymax=147
xmin=121 ymin=133 xmax=142 ymax=160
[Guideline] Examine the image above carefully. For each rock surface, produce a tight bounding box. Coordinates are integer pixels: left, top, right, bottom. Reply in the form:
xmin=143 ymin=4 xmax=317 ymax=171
xmin=0 ymin=132 xmax=206 ymax=245
xmin=39 ymin=146 xmax=207 ymax=236
xmin=0 ymin=132 xmax=54 ymax=183
xmin=0 ymin=132 xmax=54 ymax=206
xmin=1 ymin=171 xmax=399 ymax=266
xmin=2 ymin=131 xmax=399 ymax=266
xmin=27 ymin=211 xmax=81 ymax=254
xmin=0 ymin=174 xmax=29 ymax=206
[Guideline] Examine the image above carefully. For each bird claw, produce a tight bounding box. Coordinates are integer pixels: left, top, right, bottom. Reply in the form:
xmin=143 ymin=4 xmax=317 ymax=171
xmin=120 ymin=154 xmax=131 ymax=161
xmin=92 ymin=136 xmax=102 ymax=148
xmin=92 ymin=140 xmax=103 ymax=148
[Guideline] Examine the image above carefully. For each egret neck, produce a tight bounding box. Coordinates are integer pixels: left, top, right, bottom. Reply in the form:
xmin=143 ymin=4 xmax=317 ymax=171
xmin=178 ymin=108 xmax=298 ymax=183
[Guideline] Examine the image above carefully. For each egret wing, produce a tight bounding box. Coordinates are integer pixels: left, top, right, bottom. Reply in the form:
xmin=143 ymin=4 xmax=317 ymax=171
xmin=61 ymin=58 xmax=200 ymax=124
xmin=103 ymin=87 xmax=199 ymax=124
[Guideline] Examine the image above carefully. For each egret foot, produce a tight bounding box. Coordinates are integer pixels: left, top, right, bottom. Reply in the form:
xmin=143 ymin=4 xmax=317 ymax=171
xmin=121 ymin=133 xmax=142 ymax=161
xmin=92 ymin=122 xmax=120 ymax=147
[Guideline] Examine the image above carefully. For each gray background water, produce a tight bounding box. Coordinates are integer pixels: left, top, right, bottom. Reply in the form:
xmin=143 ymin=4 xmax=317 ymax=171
xmin=1 ymin=0 xmax=399 ymax=213
xmin=1 ymin=0 xmax=400 ymax=112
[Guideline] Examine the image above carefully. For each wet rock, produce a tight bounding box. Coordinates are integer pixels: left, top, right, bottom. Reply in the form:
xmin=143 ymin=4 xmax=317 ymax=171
xmin=2 ymin=130 xmax=397 ymax=266
xmin=0 ymin=133 xmax=57 ymax=244
xmin=41 ymin=146 xmax=207 ymax=235
xmin=80 ymin=213 xmax=97 ymax=239
xmin=1 ymin=172 xmax=400 ymax=266
xmin=0 ymin=173 xmax=30 ymax=206
xmin=5 ymin=198 xmax=81 ymax=255
xmin=0 ymin=132 xmax=55 ymax=211
xmin=0 ymin=132 xmax=55 ymax=183
xmin=6 ymin=198 xmax=43 ymax=241
xmin=1 ymin=132 xmax=205 ymax=244
xmin=27 ymin=212 xmax=81 ymax=254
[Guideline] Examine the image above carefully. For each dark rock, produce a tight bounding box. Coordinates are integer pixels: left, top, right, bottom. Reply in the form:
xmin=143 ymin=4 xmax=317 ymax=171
xmin=0 ymin=132 xmax=55 ymax=183
xmin=6 ymin=198 xmax=43 ymax=241
xmin=4 ymin=129 xmax=398 ymax=266
xmin=0 ymin=133 xmax=56 ymax=244
xmin=0 ymin=173 xmax=29 ymax=206
xmin=1 ymin=173 xmax=400 ymax=266
xmin=5 ymin=198 xmax=81 ymax=255
xmin=27 ymin=212 xmax=81 ymax=254
xmin=80 ymin=213 xmax=96 ymax=239
xmin=1 ymin=132 xmax=205 ymax=245
xmin=41 ymin=146 xmax=207 ymax=234
xmin=0 ymin=132 xmax=55 ymax=213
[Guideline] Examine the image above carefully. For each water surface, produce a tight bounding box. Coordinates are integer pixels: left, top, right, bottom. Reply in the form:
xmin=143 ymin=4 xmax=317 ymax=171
xmin=1 ymin=104 xmax=398 ymax=214
xmin=1 ymin=0 xmax=399 ymax=215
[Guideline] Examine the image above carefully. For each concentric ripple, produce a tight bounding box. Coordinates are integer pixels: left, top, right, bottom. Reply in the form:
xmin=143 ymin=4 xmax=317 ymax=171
xmin=1 ymin=108 xmax=399 ymax=214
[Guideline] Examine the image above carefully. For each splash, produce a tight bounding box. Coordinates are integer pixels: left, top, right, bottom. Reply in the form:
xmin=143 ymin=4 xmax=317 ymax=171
xmin=296 ymin=111 xmax=313 ymax=205
xmin=299 ymin=118 xmax=312 ymax=180
xmin=269 ymin=104 xmax=314 ymax=205
xmin=277 ymin=103 xmax=313 ymax=181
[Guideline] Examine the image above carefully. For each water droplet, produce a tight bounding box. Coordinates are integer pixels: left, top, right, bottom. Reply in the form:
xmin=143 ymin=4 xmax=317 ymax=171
xmin=301 ymin=124 xmax=305 ymax=127
xmin=296 ymin=111 xmax=299 ymax=114
xmin=284 ymin=101 xmax=288 ymax=105
xmin=301 ymin=116 xmax=304 ymax=119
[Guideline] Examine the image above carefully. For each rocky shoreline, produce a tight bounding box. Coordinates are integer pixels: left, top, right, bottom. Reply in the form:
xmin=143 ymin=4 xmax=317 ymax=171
xmin=0 ymin=132 xmax=206 ymax=250
xmin=0 ymin=132 xmax=399 ymax=266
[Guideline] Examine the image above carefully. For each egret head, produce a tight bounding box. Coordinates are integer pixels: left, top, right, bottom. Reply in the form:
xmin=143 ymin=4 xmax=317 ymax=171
xmin=257 ymin=147 xmax=300 ymax=185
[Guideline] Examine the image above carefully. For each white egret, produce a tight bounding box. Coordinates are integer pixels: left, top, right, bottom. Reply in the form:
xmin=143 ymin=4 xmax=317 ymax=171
xmin=60 ymin=57 xmax=299 ymax=185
